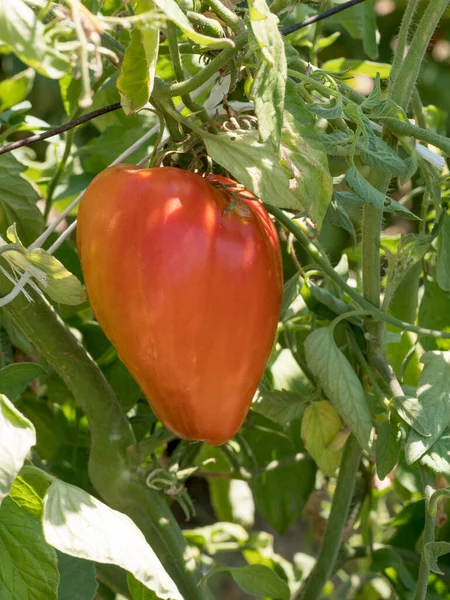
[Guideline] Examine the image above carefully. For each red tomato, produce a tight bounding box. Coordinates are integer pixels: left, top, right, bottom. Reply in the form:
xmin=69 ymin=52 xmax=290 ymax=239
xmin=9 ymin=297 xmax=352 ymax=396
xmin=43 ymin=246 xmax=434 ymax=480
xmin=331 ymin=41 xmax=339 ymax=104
xmin=77 ymin=166 xmax=282 ymax=445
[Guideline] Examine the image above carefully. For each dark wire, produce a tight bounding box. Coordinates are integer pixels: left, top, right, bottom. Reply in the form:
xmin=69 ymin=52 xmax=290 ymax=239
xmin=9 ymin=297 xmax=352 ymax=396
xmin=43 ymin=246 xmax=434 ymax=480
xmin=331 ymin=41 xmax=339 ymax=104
xmin=282 ymin=0 xmax=369 ymax=36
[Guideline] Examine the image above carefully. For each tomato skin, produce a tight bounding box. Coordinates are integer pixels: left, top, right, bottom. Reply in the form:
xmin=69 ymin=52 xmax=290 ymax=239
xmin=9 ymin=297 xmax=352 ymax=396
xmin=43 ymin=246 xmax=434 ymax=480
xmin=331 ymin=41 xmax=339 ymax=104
xmin=77 ymin=166 xmax=282 ymax=445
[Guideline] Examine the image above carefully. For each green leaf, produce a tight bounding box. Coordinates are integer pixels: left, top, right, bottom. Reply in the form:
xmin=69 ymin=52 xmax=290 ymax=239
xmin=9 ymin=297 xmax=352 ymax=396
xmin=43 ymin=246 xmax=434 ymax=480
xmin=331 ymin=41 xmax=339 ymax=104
xmin=392 ymin=395 xmax=431 ymax=437
xmin=280 ymin=109 xmax=333 ymax=227
xmin=57 ymin=551 xmax=98 ymax=600
xmin=420 ymin=428 xmax=450 ymax=476
xmin=301 ymin=400 xmax=343 ymax=476
xmin=0 ymin=154 xmax=44 ymax=246
xmin=43 ymin=480 xmax=183 ymax=600
xmin=281 ymin=273 xmax=303 ymax=319
xmin=117 ymin=2 xmax=159 ymax=116
xmin=0 ymin=69 xmax=34 ymax=112
xmin=359 ymin=135 xmax=409 ymax=177
xmin=248 ymin=0 xmax=286 ymax=148
xmin=328 ymin=0 xmax=378 ymax=59
xmin=375 ymin=421 xmax=400 ymax=480
xmin=0 ymin=0 xmax=68 ymax=78
xmin=437 ymin=213 xmax=450 ymax=292
xmin=127 ymin=573 xmax=159 ymax=599
xmin=0 ymin=362 xmax=45 ymax=401
xmin=3 ymin=228 xmax=86 ymax=306
xmin=0 ymin=497 xmax=59 ymax=599
xmin=59 ymin=74 xmax=82 ymax=118
xmin=204 ymin=131 xmax=299 ymax=209
xmin=0 ymin=394 xmax=36 ymax=504
xmin=424 ymin=541 xmax=450 ymax=575
xmin=243 ymin=414 xmax=315 ymax=534
xmin=305 ymin=327 xmax=372 ymax=450
xmin=371 ymin=547 xmax=416 ymax=591
xmin=309 ymin=98 xmax=344 ymax=120
xmin=321 ymin=59 xmax=390 ymax=79
xmin=252 ymin=389 xmax=308 ymax=425
xmin=202 ymin=564 xmax=290 ymax=599
xmin=361 ymin=73 xmax=381 ymax=110
xmin=418 ymin=281 xmax=450 ymax=351
xmin=325 ymin=198 xmax=356 ymax=246
xmin=153 ymin=0 xmax=233 ymax=49
xmin=270 ymin=348 xmax=313 ymax=395
xmin=9 ymin=475 xmax=43 ymax=516
xmin=346 ymin=167 xmax=385 ymax=209
xmin=405 ymin=351 xmax=450 ymax=464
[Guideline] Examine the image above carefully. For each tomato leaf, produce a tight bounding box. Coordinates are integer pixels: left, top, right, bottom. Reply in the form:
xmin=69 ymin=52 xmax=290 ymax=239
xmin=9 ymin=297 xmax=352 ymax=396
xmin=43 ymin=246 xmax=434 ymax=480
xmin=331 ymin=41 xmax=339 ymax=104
xmin=392 ymin=395 xmax=431 ymax=438
xmin=301 ymin=401 xmax=343 ymax=476
xmin=424 ymin=541 xmax=450 ymax=575
xmin=43 ymin=480 xmax=183 ymax=600
xmin=248 ymin=0 xmax=286 ymax=148
xmin=0 ymin=498 xmax=59 ymax=598
xmin=0 ymin=69 xmax=34 ymax=112
xmin=405 ymin=351 xmax=450 ymax=464
xmin=201 ymin=564 xmax=290 ymax=599
xmin=0 ymin=394 xmax=36 ymax=505
xmin=321 ymin=59 xmax=390 ymax=79
xmin=375 ymin=421 xmax=400 ymax=480
xmin=252 ymin=389 xmax=308 ymax=425
xmin=0 ymin=0 xmax=68 ymax=78
xmin=57 ymin=551 xmax=98 ymax=600
xmin=0 ymin=154 xmax=44 ymax=246
xmin=305 ymin=327 xmax=373 ymax=450
xmin=420 ymin=427 xmax=450 ymax=476
xmin=328 ymin=0 xmax=378 ymax=59
xmin=117 ymin=0 xmax=159 ymax=115
xmin=0 ymin=362 xmax=45 ymax=401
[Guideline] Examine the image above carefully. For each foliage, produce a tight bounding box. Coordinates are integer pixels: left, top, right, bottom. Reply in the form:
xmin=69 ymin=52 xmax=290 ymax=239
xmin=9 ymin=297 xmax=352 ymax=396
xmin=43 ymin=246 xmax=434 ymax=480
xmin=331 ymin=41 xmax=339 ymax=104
xmin=1 ymin=0 xmax=450 ymax=599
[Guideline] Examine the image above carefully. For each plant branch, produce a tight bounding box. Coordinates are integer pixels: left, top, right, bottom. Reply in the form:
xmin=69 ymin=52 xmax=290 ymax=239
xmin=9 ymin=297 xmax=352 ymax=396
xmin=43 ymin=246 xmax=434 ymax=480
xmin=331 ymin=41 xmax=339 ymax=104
xmin=297 ymin=435 xmax=362 ymax=599
xmin=265 ymin=204 xmax=450 ymax=340
xmin=167 ymin=32 xmax=247 ymax=97
xmin=0 ymin=276 xmax=212 ymax=600
xmin=390 ymin=0 xmax=421 ymax=85
xmin=390 ymin=0 xmax=449 ymax=110
xmin=208 ymin=0 xmax=241 ymax=32
xmin=0 ymin=103 xmax=121 ymax=156
xmin=414 ymin=467 xmax=437 ymax=600
xmin=282 ymin=0 xmax=368 ymax=36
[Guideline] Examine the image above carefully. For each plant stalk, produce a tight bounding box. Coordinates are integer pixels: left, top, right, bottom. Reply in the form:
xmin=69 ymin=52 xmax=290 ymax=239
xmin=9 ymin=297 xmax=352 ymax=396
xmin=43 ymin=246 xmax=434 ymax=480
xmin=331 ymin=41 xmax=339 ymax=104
xmin=297 ymin=435 xmax=362 ymax=599
xmin=0 ymin=275 xmax=212 ymax=600
xmin=414 ymin=467 xmax=436 ymax=600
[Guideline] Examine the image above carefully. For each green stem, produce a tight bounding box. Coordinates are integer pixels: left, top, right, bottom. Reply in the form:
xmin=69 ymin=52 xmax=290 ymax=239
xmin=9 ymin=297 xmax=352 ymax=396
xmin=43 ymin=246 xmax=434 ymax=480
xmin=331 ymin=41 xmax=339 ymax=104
xmin=207 ymin=0 xmax=241 ymax=32
xmin=44 ymin=129 xmax=74 ymax=221
xmin=0 ymin=277 xmax=211 ymax=600
xmin=186 ymin=11 xmax=225 ymax=37
xmin=414 ymin=467 xmax=436 ymax=600
xmin=390 ymin=0 xmax=449 ymax=110
xmin=168 ymin=32 xmax=247 ymax=97
xmin=265 ymin=204 xmax=450 ymax=340
xmin=167 ymin=22 xmax=210 ymax=124
xmin=390 ymin=0 xmax=421 ymax=85
xmin=297 ymin=435 xmax=362 ymax=600
xmin=412 ymin=87 xmax=427 ymax=130
xmin=383 ymin=118 xmax=450 ymax=156
xmin=68 ymin=0 xmax=92 ymax=107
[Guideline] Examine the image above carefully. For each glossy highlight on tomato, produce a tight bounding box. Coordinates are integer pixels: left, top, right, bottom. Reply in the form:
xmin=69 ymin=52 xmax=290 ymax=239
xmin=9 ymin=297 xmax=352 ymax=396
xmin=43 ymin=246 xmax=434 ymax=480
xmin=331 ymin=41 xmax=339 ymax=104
xmin=77 ymin=166 xmax=283 ymax=445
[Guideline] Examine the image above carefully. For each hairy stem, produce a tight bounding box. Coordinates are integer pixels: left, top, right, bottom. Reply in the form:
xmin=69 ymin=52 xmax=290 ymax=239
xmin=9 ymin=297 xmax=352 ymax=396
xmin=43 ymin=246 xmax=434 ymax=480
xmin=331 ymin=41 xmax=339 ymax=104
xmin=297 ymin=435 xmax=362 ymax=599
xmin=390 ymin=0 xmax=421 ymax=85
xmin=414 ymin=467 xmax=436 ymax=600
xmin=265 ymin=204 xmax=450 ymax=339
xmin=168 ymin=32 xmax=247 ymax=97
xmin=167 ymin=22 xmax=210 ymax=124
xmin=0 ymin=275 xmax=211 ymax=600
xmin=390 ymin=0 xmax=449 ymax=110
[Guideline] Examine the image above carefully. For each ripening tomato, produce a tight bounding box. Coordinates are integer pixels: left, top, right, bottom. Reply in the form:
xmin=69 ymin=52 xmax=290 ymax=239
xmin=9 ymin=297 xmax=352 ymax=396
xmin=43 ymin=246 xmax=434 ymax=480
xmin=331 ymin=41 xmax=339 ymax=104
xmin=77 ymin=166 xmax=282 ymax=445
